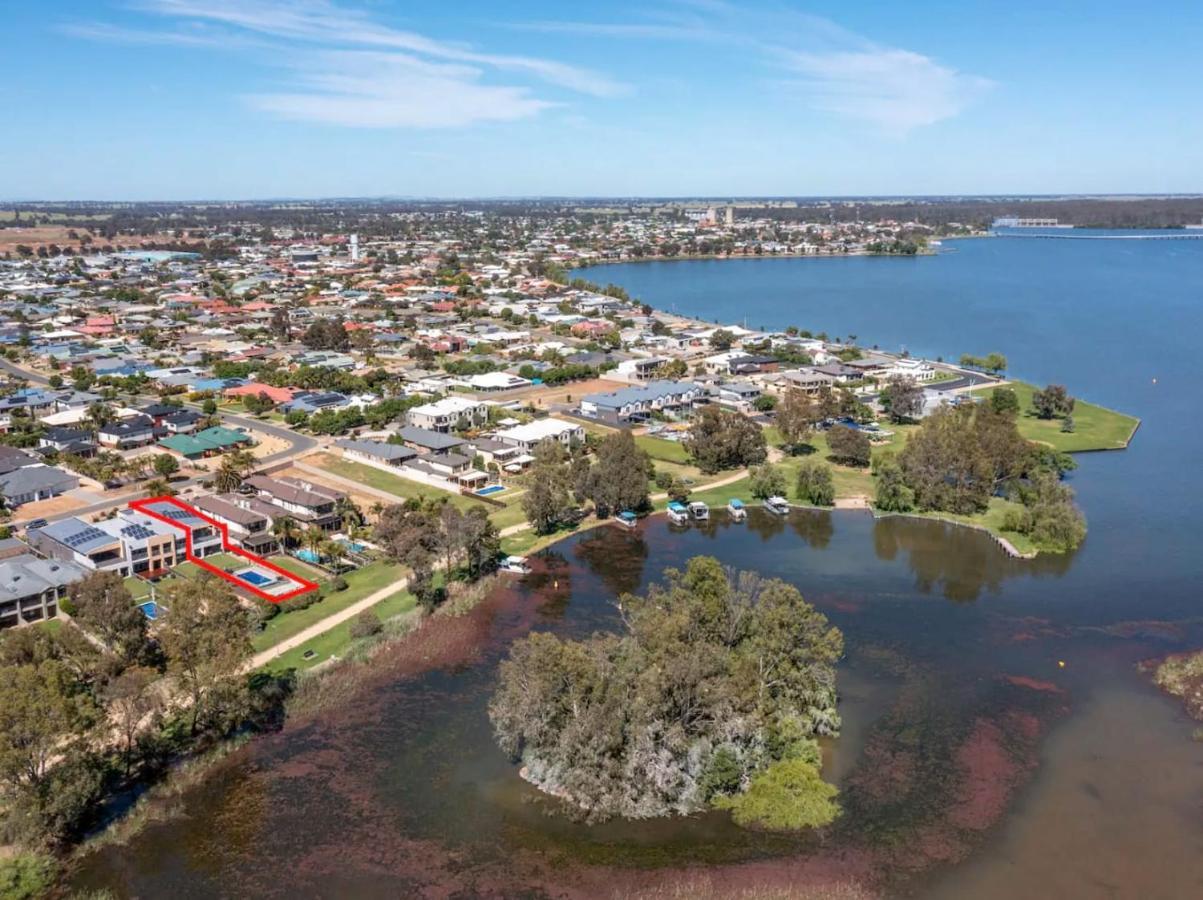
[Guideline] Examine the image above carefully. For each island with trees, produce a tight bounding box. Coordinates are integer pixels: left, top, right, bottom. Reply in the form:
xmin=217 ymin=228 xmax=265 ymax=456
xmin=489 ymin=556 xmax=844 ymax=830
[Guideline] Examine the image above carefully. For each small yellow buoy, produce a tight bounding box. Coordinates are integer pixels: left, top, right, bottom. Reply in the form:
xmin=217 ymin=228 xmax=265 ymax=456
xmin=1058 ymin=660 xmax=1066 ymax=668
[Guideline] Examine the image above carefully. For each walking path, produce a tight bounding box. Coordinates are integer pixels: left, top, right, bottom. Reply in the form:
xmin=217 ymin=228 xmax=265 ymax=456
xmin=245 ymin=576 xmax=413 ymax=670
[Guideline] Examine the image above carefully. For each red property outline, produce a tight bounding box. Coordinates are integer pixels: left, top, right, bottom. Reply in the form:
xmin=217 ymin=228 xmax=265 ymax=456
xmin=129 ymin=496 xmax=320 ymax=603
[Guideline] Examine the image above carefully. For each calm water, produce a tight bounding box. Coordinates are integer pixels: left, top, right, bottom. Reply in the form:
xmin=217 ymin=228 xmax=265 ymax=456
xmin=74 ymin=238 xmax=1203 ymax=898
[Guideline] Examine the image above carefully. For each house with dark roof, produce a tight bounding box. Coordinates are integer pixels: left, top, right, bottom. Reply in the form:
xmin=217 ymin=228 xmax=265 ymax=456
xmin=0 ymin=464 xmax=79 ymax=507
xmin=191 ymin=493 xmax=279 ymax=554
xmin=243 ymin=475 xmax=343 ymax=530
xmin=38 ymin=427 xmax=96 ymax=456
xmin=98 ymin=416 xmax=157 ymax=449
xmin=334 ymin=438 xmax=418 ymax=467
xmin=396 ymin=426 xmax=467 ymax=456
xmin=0 ymin=554 xmax=89 ymax=629
xmin=579 ymin=380 xmax=709 ymax=424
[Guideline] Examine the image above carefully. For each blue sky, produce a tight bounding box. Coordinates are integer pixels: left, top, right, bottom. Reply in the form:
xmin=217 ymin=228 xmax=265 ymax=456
xmin=3 ymin=0 xmax=1202 ymax=199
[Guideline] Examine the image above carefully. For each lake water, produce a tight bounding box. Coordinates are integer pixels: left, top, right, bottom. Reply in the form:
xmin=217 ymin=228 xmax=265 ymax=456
xmin=74 ymin=237 xmax=1203 ymax=898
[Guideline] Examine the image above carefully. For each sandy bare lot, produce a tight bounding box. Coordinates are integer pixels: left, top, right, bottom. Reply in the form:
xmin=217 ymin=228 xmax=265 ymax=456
xmin=525 ymin=378 xmax=627 ymax=410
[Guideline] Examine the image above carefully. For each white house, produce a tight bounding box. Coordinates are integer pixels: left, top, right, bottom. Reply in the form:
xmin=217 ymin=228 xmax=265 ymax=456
xmin=493 ymin=418 xmax=585 ymax=452
xmin=406 ymin=396 xmax=489 ymax=432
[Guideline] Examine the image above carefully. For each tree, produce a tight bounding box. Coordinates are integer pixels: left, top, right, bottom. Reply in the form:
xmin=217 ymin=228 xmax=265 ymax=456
xmin=522 ymin=442 xmax=572 ymax=534
xmin=795 ymin=460 xmax=835 ymax=506
xmin=880 ymin=376 xmax=924 ymax=423
xmin=104 ymin=666 xmax=162 ymax=776
xmin=713 ymin=758 xmax=839 ymax=831
xmin=749 ymin=464 xmax=787 ymax=499
xmin=587 ymin=430 xmax=650 ymax=515
xmin=301 ymin=317 xmax=350 ymax=351
xmin=68 ymin=572 xmax=149 ymax=665
xmin=774 ymin=388 xmax=818 ymax=451
xmin=153 ymin=454 xmax=180 ymax=478
xmin=202 ymin=398 xmax=218 ymax=415
xmin=825 ymin=424 xmax=871 ymax=467
xmin=156 ymin=577 xmax=253 ymax=735
xmin=898 ymin=404 xmax=994 ymax=514
xmin=1032 ymin=384 xmax=1075 ymax=419
xmin=988 ymin=386 xmax=1020 ymax=415
xmin=0 ymin=657 xmax=97 ymax=805
xmin=269 ymin=307 xmax=291 ymax=342
xmin=873 ymin=453 xmax=915 ymax=512
xmin=272 ymin=515 xmax=300 ymax=549
xmin=685 ymin=406 xmax=767 ymax=474
xmin=655 ymin=358 xmax=688 ymax=379
xmin=709 ymin=329 xmax=736 ymax=351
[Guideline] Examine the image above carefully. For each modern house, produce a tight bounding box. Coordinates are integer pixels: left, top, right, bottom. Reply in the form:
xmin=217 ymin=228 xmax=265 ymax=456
xmin=0 ymin=554 xmax=88 ymax=628
xmin=580 ymin=380 xmax=709 ymax=424
xmin=191 ymin=493 xmax=280 ymax=554
xmin=97 ymin=416 xmax=157 ymax=449
xmin=38 ymin=426 xmax=98 ymax=456
xmin=243 ymin=474 xmax=343 ymax=530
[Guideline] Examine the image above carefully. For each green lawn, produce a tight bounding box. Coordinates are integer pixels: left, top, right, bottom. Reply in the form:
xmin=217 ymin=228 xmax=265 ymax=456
xmin=124 ymin=576 xmax=153 ymax=601
xmin=970 ymin=382 xmax=1139 ymax=452
xmin=636 ymin=434 xmax=691 ymax=463
xmin=36 ymin=618 xmax=64 ymax=635
xmin=174 ymin=552 xmax=247 ymax=579
xmin=313 ymin=455 xmax=527 ymax=529
xmin=260 ymin=586 xmax=417 ymax=672
xmin=251 ymin=560 xmax=407 ymax=652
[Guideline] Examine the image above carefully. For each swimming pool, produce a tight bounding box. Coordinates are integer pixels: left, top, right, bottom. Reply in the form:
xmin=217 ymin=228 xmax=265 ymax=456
xmin=338 ymin=540 xmax=367 ymax=553
xmin=237 ymin=569 xmax=277 ymax=587
xmin=138 ymin=601 xmax=158 ymax=620
xmin=296 ymin=550 xmax=321 ymax=564
xmin=476 ymin=485 xmax=506 ymax=496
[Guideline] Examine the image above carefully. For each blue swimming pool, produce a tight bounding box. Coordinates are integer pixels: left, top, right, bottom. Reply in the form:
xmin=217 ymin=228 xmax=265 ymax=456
xmin=476 ymin=485 xmax=506 ymax=496
xmin=237 ymin=570 xmax=275 ymax=587
xmin=138 ymin=601 xmax=158 ymax=620
xmin=339 ymin=540 xmax=367 ymax=552
xmin=296 ymin=550 xmax=321 ymax=564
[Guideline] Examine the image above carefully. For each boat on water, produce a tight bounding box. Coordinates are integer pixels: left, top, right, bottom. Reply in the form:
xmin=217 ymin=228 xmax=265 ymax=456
xmin=500 ymin=555 xmax=530 ymax=574
xmin=688 ymin=501 xmax=710 ymax=522
xmin=615 ymin=510 xmax=639 ymax=528
xmin=763 ymin=495 xmax=791 ymax=515
xmin=666 ymin=501 xmax=690 ymax=524
xmin=727 ymin=498 xmax=747 ymax=521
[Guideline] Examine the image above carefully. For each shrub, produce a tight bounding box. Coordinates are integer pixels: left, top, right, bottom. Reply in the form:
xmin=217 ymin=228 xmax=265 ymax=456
xmin=329 ymin=576 xmax=349 ymax=593
xmin=0 ymin=853 xmax=58 ymax=900
xmin=348 ymin=609 xmax=382 ymax=640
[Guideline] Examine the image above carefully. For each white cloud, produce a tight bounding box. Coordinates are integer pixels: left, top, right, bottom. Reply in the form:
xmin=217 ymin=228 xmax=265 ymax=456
xmin=247 ymin=51 xmax=555 ymax=128
xmin=132 ymin=0 xmax=625 ymax=97
xmin=516 ymin=2 xmax=991 ymax=134
xmin=69 ymin=0 xmax=621 ymax=129
xmin=778 ymin=48 xmax=992 ymax=134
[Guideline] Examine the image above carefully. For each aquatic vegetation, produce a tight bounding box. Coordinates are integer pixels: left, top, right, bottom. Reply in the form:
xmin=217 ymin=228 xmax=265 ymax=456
xmin=1144 ymin=650 xmax=1203 ymax=720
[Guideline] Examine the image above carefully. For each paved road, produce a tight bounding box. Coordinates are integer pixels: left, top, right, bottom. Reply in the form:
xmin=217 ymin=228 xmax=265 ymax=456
xmin=0 ymin=356 xmax=49 ymax=385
